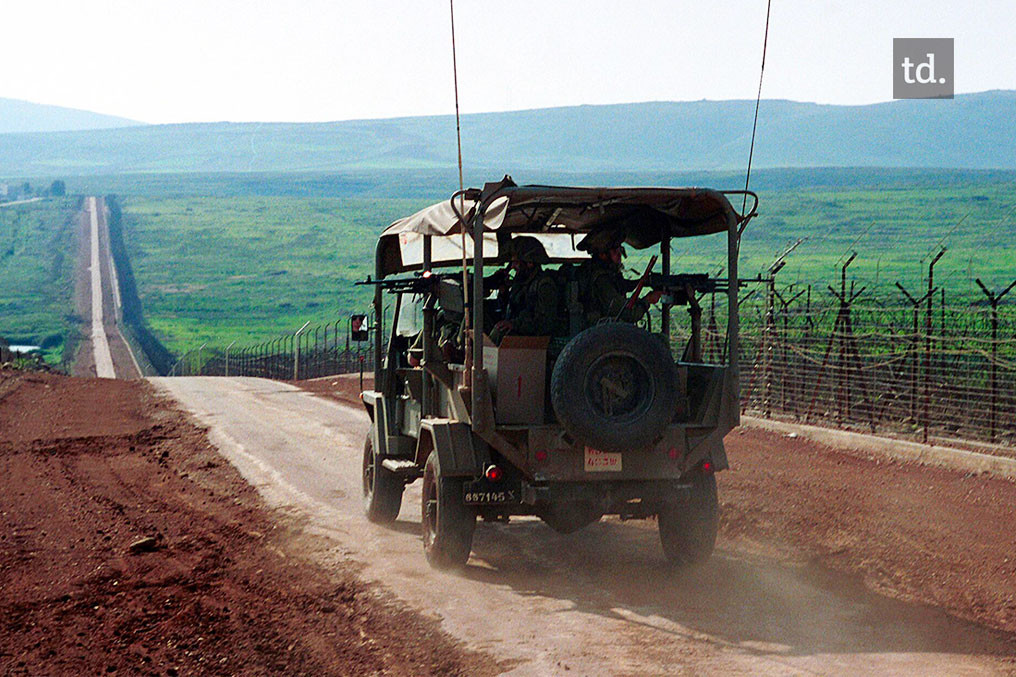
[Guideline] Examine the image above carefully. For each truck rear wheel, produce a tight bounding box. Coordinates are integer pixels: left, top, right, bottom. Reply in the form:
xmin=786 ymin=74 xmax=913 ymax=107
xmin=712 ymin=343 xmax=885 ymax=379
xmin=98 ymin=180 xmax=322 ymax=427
xmin=362 ymin=430 xmax=403 ymax=524
xmin=658 ymin=473 xmax=718 ymax=566
xmin=421 ymin=451 xmax=476 ymax=569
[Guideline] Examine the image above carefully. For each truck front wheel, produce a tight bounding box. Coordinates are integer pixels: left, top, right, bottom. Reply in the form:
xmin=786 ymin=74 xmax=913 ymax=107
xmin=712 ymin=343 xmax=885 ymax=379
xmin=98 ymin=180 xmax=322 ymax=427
xmin=658 ymin=472 xmax=718 ymax=566
xmin=421 ymin=451 xmax=476 ymax=569
xmin=362 ymin=430 xmax=403 ymax=524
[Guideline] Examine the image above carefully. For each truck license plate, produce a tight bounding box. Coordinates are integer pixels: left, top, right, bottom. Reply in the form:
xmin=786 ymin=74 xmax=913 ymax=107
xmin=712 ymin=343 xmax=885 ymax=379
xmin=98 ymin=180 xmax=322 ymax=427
xmin=584 ymin=447 xmax=622 ymax=472
xmin=463 ymin=489 xmax=517 ymax=505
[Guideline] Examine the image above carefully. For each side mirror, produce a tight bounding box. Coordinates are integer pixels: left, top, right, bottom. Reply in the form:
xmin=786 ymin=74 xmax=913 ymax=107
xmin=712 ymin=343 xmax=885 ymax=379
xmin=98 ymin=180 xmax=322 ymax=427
xmin=350 ymin=314 xmax=369 ymax=342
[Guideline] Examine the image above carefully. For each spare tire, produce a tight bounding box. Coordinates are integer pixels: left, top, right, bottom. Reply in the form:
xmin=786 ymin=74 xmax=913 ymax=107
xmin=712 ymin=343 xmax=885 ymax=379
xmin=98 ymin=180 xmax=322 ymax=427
xmin=551 ymin=323 xmax=677 ymax=452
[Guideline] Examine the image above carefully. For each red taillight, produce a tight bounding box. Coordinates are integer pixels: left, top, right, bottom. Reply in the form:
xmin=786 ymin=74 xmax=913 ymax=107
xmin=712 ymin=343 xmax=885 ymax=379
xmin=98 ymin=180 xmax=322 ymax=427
xmin=702 ymin=461 xmax=714 ymax=474
xmin=534 ymin=450 xmax=548 ymax=463
xmin=667 ymin=447 xmax=679 ymax=460
xmin=485 ymin=465 xmax=503 ymax=482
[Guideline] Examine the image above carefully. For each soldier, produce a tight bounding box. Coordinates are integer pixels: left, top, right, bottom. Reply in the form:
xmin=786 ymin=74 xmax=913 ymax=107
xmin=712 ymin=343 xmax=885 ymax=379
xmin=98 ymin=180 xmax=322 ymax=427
xmin=482 ymin=248 xmax=514 ymax=332
xmin=575 ymin=229 xmax=662 ymax=326
xmin=490 ymin=236 xmax=564 ymax=343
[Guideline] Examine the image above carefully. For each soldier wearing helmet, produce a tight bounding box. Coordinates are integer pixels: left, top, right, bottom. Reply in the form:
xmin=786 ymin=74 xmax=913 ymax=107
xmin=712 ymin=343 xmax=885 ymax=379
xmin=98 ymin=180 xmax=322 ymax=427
xmin=490 ymin=236 xmax=565 ymax=343
xmin=575 ymin=229 xmax=662 ymax=326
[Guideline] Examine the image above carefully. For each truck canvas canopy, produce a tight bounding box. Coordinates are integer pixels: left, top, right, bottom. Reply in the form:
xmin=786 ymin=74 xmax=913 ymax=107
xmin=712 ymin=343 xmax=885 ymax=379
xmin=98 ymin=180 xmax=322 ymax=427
xmin=375 ymin=180 xmax=748 ymax=277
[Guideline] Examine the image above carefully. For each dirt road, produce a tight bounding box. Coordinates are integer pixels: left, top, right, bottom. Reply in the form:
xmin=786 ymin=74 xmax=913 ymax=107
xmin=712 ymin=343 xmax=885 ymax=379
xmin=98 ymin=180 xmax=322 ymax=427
xmin=72 ymin=197 xmax=141 ymax=379
xmin=0 ymin=197 xmax=43 ymax=208
xmin=153 ymin=376 xmax=1016 ymax=675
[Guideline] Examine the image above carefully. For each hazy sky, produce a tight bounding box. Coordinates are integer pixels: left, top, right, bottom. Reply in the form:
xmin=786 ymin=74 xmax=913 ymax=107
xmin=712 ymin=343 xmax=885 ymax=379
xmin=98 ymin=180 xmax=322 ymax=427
xmin=3 ymin=1 xmax=1014 ymax=124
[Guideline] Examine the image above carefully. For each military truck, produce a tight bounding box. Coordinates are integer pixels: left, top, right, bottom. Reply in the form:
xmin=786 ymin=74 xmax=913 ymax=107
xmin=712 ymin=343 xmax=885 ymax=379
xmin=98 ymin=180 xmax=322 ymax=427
xmin=359 ymin=177 xmax=756 ymax=568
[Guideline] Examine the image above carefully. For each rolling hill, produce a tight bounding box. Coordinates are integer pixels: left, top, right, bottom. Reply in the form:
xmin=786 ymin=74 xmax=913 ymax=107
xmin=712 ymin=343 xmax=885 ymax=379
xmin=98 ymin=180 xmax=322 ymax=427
xmin=0 ymin=91 xmax=1013 ymax=176
xmin=0 ymin=97 xmax=143 ymax=134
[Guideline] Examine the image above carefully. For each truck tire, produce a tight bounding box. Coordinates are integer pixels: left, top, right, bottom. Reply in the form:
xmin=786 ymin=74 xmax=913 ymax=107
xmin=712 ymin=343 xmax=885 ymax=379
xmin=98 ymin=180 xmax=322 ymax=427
xmin=551 ymin=322 xmax=678 ymax=452
xmin=658 ymin=473 xmax=718 ymax=566
xmin=362 ymin=430 xmax=403 ymax=524
xmin=422 ymin=451 xmax=476 ymax=569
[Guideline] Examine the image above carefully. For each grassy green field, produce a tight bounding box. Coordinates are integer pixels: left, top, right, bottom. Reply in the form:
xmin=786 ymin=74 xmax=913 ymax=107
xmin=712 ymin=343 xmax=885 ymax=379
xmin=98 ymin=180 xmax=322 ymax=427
xmin=0 ymin=198 xmax=78 ymax=364
xmin=53 ymin=166 xmax=1016 ymax=201
xmin=121 ymin=196 xmax=429 ymax=354
xmin=1 ymin=168 xmax=1009 ymax=372
xmin=682 ymin=180 xmax=1016 ymax=296
xmin=2 ymin=170 xmax=1012 ymax=369
xmin=119 ymin=173 xmax=1016 ymax=358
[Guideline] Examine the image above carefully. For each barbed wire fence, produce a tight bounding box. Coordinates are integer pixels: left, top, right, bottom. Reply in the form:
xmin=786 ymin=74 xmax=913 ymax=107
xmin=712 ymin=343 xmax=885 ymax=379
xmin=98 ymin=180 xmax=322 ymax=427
xmin=170 ymin=262 xmax=1016 ymax=451
xmin=693 ymin=268 xmax=1016 ymax=448
xmin=169 ymin=316 xmax=377 ymax=382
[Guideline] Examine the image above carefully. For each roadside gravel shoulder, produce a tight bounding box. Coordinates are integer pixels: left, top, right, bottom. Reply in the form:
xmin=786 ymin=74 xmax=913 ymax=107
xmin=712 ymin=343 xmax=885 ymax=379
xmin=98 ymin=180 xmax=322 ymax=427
xmin=0 ymin=371 xmax=500 ymax=676
xmin=722 ymin=425 xmax=1016 ymax=638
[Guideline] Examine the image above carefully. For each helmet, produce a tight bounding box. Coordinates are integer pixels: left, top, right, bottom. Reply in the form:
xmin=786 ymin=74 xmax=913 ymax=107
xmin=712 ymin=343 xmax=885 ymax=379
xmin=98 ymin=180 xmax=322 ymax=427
xmin=577 ymin=229 xmax=626 ymax=254
xmin=510 ymin=236 xmax=550 ymax=264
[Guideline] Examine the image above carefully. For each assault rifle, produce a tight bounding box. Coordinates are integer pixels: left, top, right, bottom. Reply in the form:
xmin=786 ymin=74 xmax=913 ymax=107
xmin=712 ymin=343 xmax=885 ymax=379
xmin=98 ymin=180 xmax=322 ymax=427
xmin=617 ymin=255 xmax=659 ymax=319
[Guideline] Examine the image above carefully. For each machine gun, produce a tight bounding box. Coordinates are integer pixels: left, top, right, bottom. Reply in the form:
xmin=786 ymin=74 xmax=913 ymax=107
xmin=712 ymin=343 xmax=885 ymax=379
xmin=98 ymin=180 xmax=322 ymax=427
xmin=356 ymin=271 xmax=456 ymax=295
xmin=358 ymin=271 xmax=466 ymax=316
xmin=646 ymin=273 xmax=726 ymax=305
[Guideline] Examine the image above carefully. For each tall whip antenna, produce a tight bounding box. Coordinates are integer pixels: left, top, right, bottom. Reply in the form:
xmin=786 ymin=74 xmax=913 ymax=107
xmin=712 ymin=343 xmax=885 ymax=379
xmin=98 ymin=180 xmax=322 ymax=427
xmin=742 ymin=0 xmax=773 ymax=217
xmin=450 ymin=0 xmax=465 ymax=199
xmin=449 ymin=0 xmax=472 ymax=379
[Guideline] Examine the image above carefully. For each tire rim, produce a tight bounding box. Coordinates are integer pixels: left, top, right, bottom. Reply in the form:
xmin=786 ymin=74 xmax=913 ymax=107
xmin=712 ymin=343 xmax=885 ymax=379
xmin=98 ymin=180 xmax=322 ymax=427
xmin=583 ymin=351 xmax=656 ymax=423
xmin=423 ymin=471 xmax=438 ymax=548
xmin=362 ymin=441 xmax=373 ymax=502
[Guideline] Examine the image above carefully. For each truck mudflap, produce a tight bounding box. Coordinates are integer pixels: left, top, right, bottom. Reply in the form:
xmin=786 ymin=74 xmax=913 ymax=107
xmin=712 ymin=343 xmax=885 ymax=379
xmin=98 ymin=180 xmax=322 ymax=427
xmin=418 ymin=418 xmax=491 ymax=477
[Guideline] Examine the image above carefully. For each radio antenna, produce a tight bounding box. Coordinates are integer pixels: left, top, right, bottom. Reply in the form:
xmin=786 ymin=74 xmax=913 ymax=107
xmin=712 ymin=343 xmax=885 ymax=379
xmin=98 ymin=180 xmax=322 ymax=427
xmin=742 ymin=0 xmax=773 ymax=217
xmin=449 ymin=0 xmax=472 ymax=377
xmin=450 ymin=0 xmax=465 ymax=205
